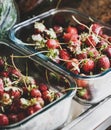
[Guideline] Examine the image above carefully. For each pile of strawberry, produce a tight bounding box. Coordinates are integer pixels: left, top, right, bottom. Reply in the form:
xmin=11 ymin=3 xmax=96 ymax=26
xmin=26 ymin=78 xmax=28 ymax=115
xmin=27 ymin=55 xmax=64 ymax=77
xmin=27 ymin=20 xmax=111 ymax=101
xmin=0 ymin=56 xmax=60 ymax=126
xmin=29 ymin=21 xmax=111 ymax=75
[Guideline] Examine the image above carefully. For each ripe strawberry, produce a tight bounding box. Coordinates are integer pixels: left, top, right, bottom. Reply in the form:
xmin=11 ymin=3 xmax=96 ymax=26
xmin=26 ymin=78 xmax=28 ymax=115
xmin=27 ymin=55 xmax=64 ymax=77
xmin=87 ymin=47 xmax=99 ymax=58
xmin=9 ymin=68 xmax=22 ymax=81
xmin=30 ymin=88 xmax=42 ymax=97
xmin=59 ymin=49 xmax=70 ymax=60
xmin=95 ymin=55 xmax=110 ymax=73
xmin=46 ymin=39 xmax=60 ymax=49
xmin=63 ymin=33 xmax=78 ymax=42
xmin=66 ymin=58 xmax=80 ymax=74
xmin=66 ymin=26 xmax=78 ymax=34
xmin=96 ymin=40 xmax=108 ymax=50
xmin=33 ymin=103 xmax=42 ymax=112
xmin=42 ymin=90 xmax=52 ymax=104
xmin=75 ymin=51 xmax=87 ymax=60
xmin=77 ymin=88 xmax=91 ymax=100
xmin=0 ymin=71 xmax=9 ymax=77
xmin=53 ymin=25 xmax=63 ymax=35
xmin=76 ymin=74 xmax=88 ymax=88
xmin=103 ymin=46 xmax=111 ymax=58
xmin=9 ymin=89 xmax=21 ymax=99
xmin=0 ymin=114 xmax=9 ymax=126
xmin=39 ymin=83 xmax=48 ymax=92
xmin=27 ymin=106 xmax=35 ymax=115
xmin=85 ymin=35 xmax=96 ymax=47
xmin=27 ymin=104 xmax=42 ymax=115
xmin=80 ymin=58 xmax=95 ymax=74
xmin=91 ymin=23 xmax=103 ymax=35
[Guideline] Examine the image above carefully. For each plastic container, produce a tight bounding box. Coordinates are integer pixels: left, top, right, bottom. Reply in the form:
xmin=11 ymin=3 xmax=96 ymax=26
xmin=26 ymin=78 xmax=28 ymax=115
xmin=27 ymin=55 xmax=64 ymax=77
xmin=9 ymin=8 xmax=111 ymax=105
xmin=0 ymin=0 xmax=18 ymax=39
xmin=0 ymin=41 xmax=76 ymax=130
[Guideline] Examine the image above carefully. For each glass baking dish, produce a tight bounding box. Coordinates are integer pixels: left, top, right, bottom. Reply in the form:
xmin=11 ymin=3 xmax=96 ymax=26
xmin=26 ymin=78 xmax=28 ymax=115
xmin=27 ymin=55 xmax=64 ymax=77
xmin=0 ymin=41 xmax=76 ymax=130
xmin=9 ymin=8 xmax=111 ymax=105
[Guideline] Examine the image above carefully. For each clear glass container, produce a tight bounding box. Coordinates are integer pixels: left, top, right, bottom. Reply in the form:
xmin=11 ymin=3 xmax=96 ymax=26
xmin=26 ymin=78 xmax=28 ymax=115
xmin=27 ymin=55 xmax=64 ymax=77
xmin=0 ymin=41 xmax=76 ymax=130
xmin=9 ymin=8 xmax=111 ymax=105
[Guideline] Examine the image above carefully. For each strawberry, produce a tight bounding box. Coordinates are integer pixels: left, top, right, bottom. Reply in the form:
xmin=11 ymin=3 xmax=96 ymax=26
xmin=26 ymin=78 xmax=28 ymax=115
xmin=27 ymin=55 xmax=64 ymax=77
xmin=66 ymin=58 xmax=80 ymax=74
xmin=95 ymin=55 xmax=110 ymax=73
xmin=66 ymin=26 xmax=78 ymax=34
xmin=85 ymin=35 xmax=96 ymax=47
xmin=75 ymin=51 xmax=87 ymax=60
xmin=0 ymin=114 xmax=9 ymax=126
xmin=77 ymin=88 xmax=91 ymax=100
xmin=39 ymin=83 xmax=48 ymax=92
xmin=87 ymin=47 xmax=99 ymax=58
xmin=46 ymin=39 xmax=60 ymax=49
xmin=59 ymin=49 xmax=70 ymax=60
xmin=63 ymin=33 xmax=78 ymax=42
xmin=96 ymin=40 xmax=108 ymax=51
xmin=91 ymin=23 xmax=103 ymax=35
xmin=103 ymin=46 xmax=111 ymax=58
xmin=30 ymin=88 xmax=42 ymax=98
xmin=80 ymin=58 xmax=95 ymax=74
xmin=76 ymin=74 xmax=88 ymax=88
xmin=53 ymin=25 xmax=63 ymax=36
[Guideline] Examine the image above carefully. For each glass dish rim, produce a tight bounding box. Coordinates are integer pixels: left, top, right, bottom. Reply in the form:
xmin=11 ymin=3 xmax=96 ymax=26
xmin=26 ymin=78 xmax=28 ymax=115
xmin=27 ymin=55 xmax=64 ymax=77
xmin=9 ymin=7 xmax=111 ymax=80
xmin=0 ymin=41 xmax=76 ymax=129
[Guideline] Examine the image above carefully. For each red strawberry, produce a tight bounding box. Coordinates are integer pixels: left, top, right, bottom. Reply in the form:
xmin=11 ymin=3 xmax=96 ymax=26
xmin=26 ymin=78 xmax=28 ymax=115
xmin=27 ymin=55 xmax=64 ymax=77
xmin=46 ymin=39 xmax=60 ymax=49
xmin=66 ymin=26 xmax=78 ymax=34
xmin=75 ymin=51 xmax=87 ymax=60
xmin=30 ymin=88 xmax=42 ymax=97
xmin=85 ymin=35 xmax=96 ymax=47
xmin=77 ymin=88 xmax=91 ymax=100
xmin=103 ymin=46 xmax=111 ymax=58
xmin=59 ymin=49 xmax=70 ymax=60
xmin=9 ymin=89 xmax=21 ymax=99
xmin=39 ymin=83 xmax=48 ymax=92
xmin=0 ymin=71 xmax=9 ymax=77
xmin=91 ymin=23 xmax=103 ymax=35
xmin=95 ymin=55 xmax=110 ymax=73
xmin=33 ymin=103 xmax=42 ymax=112
xmin=63 ymin=33 xmax=78 ymax=42
xmin=76 ymin=74 xmax=88 ymax=88
xmin=53 ymin=25 xmax=63 ymax=35
xmin=96 ymin=40 xmax=108 ymax=50
xmin=42 ymin=90 xmax=52 ymax=104
xmin=0 ymin=114 xmax=9 ymax=126
xmin=66 ymin=58 xmax=80 ymax=74
xmin=80 ymin=58 xmax=95 ymax=74
xmin=87 ymin=47 xmax=99 ymax=58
